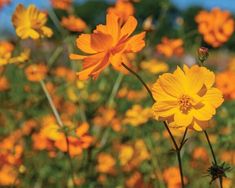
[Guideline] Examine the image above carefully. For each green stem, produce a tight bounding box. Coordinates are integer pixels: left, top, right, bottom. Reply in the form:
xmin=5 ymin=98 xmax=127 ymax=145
xmin=121 ymin=63 xmax=155 ymax=102
xmin=204 ymin=130 xmax=223 ymax=188
xmin=40 ymin=80 xmax=76 ymax=187
xmin=108 ymin=73 xmax=124 ymax=107
xmin=164 ymin=122 xmax=185 ymax=188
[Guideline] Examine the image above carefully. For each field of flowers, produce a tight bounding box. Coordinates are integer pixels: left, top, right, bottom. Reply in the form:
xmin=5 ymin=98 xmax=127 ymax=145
xmin=0 ymin=0 xmax=235 ymax=187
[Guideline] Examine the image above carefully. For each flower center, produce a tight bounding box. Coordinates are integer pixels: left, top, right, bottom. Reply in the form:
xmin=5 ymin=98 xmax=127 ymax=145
xmin=178 ymin=95 xmax=192 ymax=113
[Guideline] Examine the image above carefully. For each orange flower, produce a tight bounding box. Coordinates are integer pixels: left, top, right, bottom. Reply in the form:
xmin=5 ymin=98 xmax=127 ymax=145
xmin=25 ymin=64 xmax=48 ymax=82
xmin=0 ymin=76 xmax=10 ymax=91
xmin=70 ymin=13 xmax=145 ymax=80
xmin=50 ymin=0 xmax=72 ymax=10
xmin=216 ymin=70 xmax=235 ymax=99
xmin=0 ymin=41 xmax=14 ymax=65
xmin=163 ymin=167 xmax=187 ymax=188
xmin=156 ymin=37 xmax=184 ymax=58
xmin=195 ymin=8 xmax=234 ymax=47
xmin=107 ymin=0 xmax=135 ymax=23
xmin=0 ymin=165 xmax=18 ymax=186
xmin=54 ymin=122 xmax=93 ymax=157
xmin=0 ymin=0 xmax=10 ymax=10
xmin=96 ymin=153 xmax=116 ymax=174
xmin=61 ymin=15 xmax=87 ymax=32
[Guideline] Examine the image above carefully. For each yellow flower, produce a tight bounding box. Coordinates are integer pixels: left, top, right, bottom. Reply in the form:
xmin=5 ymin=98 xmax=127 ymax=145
xmin=124 ymin=105 xmax=152 ymax=126
xmin=12 ymin=4 xmax=53 ymax=39
xmin=0 ymin=41 xmax=30 ymax=66
xmin=152 ymin=65 xmax=223 ymax=131
xmin=140 ymin=59 xmax=169 ymax=74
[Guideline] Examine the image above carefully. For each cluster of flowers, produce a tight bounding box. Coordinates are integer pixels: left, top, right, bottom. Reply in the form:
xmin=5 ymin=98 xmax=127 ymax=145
xmin=0 ymin=0 xmax=234 ymax=187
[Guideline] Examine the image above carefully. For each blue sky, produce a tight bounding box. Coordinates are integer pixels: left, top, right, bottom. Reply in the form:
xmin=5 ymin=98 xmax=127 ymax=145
xmin=1 ymin=0 xmax=235 ymax=37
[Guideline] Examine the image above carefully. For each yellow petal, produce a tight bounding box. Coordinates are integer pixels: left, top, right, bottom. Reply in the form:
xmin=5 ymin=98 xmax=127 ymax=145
xmin=174 ymin=110 xmax=193 ymax=127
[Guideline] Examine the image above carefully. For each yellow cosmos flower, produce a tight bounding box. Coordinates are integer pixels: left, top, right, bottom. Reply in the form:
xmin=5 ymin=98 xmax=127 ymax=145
xmin=12 ymin=4 xmax=53 ymax=39
xmin=152 ymin=65 xmax=223 ymax=131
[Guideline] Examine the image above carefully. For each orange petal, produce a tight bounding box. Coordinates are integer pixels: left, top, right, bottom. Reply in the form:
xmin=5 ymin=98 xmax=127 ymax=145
xmin=90 ymin=32 xmax=113 ymax=52
xmin=126 ymin=32 xmax=146 ymax=52
xmin=120 ymin=16 xmax=137 ymax=37
xmin=69 ymin=53 xmax=87 ymax=60
xmin=76 ymin=34 xmax=97 ymax=54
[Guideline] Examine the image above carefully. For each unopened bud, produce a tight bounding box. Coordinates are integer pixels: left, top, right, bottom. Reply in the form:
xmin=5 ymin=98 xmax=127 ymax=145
xmin=198 ymin=47 xmax=209 ymax=64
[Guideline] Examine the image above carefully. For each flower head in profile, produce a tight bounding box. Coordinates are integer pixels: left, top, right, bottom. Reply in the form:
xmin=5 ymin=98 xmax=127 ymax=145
xmin=107 ymin=0 xmax=134 ymax=23
xmin=61 ymin=15 xmax=87 ymax=32
xmin=70 ymin=13 xmax=145 ymax=80
xmin=156 ymin=37 xmax=184 ymax=58
xmin=12 ymin=4 xmax=53 ymax=39
xmin=195 ymin=8 xmax=234 ymax=47
xmin=152 ymin=65 xmax=223 ymax=131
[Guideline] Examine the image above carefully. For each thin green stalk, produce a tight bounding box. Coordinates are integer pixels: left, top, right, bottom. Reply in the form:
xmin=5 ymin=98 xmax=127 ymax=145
xmin=108 ymin=73 xmax=124 ymax=107
xmin=121 ymin=63 xmax=155 ymax=102
xmin=48 ymin=46 xmax=64 ymax=67
xmin=40 ymin=80 xmax=76 ymax=187
xmin=204 ymin=130 xmax=223 ymax=188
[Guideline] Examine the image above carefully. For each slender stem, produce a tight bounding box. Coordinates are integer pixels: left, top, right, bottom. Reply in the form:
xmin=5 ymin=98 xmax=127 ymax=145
xmin=40 ymin=80 xmax=76 ymax=187
xmin=204 ymin=130 xmax=223 ymax=188
xmin=203 ymin=130 xmax=217 ymax=164
xmin=179 ymin=128 xmax=188 ymax=150
xmin=121 ymin=63 xmax=185 ymax=187
xmin=121 ymin=63 xmax=155 ymax=102
xmin=108 ymin=73 xmax=124 ymax=107
xmin=164 ymin=122 xmax=185 ymax=187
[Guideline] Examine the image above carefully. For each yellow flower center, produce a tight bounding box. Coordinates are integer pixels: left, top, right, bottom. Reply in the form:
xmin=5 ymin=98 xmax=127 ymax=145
xmin=178 ymin=95 xmax=192 ymax=113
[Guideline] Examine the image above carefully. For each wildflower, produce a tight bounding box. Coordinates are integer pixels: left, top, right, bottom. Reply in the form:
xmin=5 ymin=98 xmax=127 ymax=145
xmin=25 ymin=64 xmax=48 ymax=82
xmin=107 ymin=0 xmax=134 ymax=23
xmin=195 ymin=8 xmax=234 ymax=47
xmin=12 ymin=4 xmax=53 ymax=39
xmin=54 ymin=123 xmax=93 ymax=157
xmin=96 ymin=153 xmax=116 ymax=174
xmin=0 ymin=165 xmax=18 ymax=186
xmin=152 ymin=65 xmax=223 ymax=131
xmin=50 ymin=0 xmax=72 ymax=10
xmin=124 ymin=105 xmax=152 ymax=126
xmin=0 ymin=41 xmax=14 ymax=65
xmin=0 ymin=41 xmax=30 ymax=66
xmin=163 ymin=167 xmax=187 ymax=188
xmin=0 ymin=76 xmax=10 ymax=91
xmin=140 ymin=59 xmax=169 ymax=74
xmin=216 ymin=71 xmax=235 ymax=99
xmin=119 ymin=140 xmax=149 ymax=171
xmin=61 ymin=15 xmax=87 ymax=32
xmin=0 ymin=0 xmax=10 ymax=10
xmin=156 ymin=37 xmax=184 ymax=58
xmin=70 ymin=13 xmax=145 ymax=80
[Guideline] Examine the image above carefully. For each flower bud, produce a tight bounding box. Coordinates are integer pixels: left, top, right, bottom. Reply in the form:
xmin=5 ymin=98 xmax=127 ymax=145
xmin=198 ymin=47 xmax=209 ymax=64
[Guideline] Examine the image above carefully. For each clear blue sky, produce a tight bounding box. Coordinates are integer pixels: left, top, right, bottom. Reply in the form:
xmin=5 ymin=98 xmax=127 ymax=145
xmin=1 ymin=0 xmax=235 ymax=38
